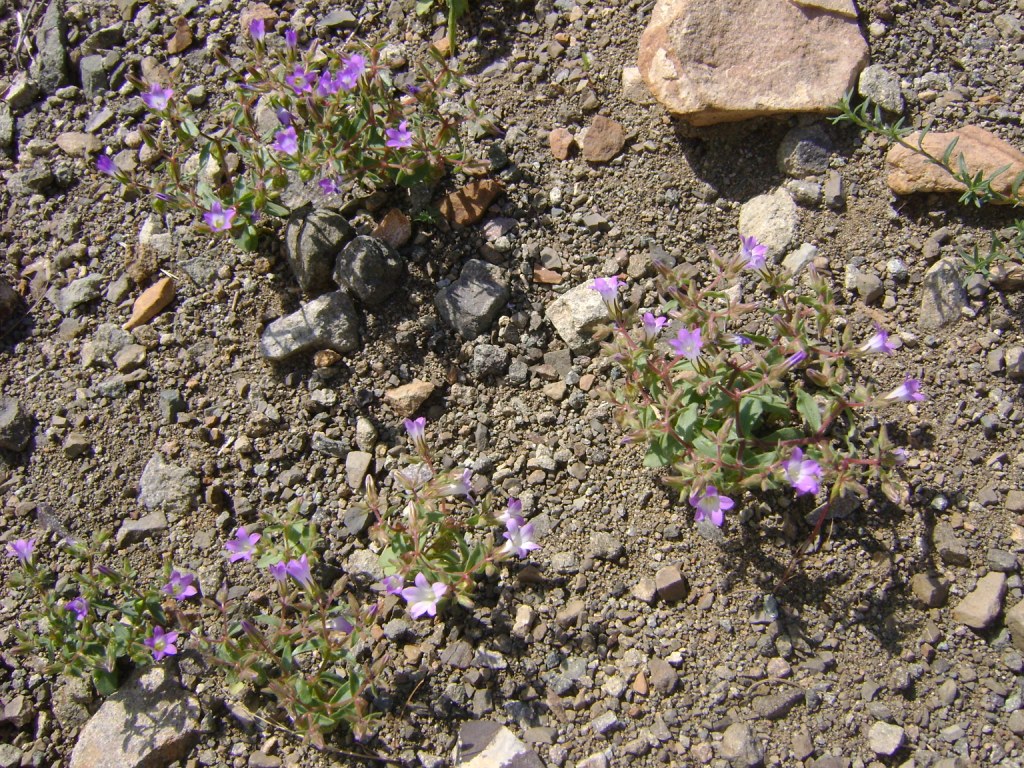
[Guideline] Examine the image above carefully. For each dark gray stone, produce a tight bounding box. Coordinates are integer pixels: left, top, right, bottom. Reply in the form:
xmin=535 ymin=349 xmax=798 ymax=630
xmin=752 ymin=688 xmax=804 ymax=720
xmin=259 ymin=291 xmax=360 ymax=361
xmin=158 ymin=389 xmax=185 ymax=423
xmin=49 ymin=274 xmax=105 ymax=314
xmin=435 ymin=259 xmax=509 ymax=339
xmin=469 ymin=344 xmax=510 ymax=378
xmin=333 ymin=235 xmax=403 ymax=305
xmin=284 ymin=208 xmax=353 ymax=294
xmin=79 ymin=55 xmax=109 ymax=99
xmin=30 ymin=0 xmax=70 ymax=94
xmin=778 ymin=124 xmax=832 ymax=178
xmin=0 ymin=397 xmax=33 ymax=451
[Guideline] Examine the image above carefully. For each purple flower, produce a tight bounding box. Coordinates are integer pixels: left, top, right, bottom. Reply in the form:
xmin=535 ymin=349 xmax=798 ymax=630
xmin=6 ymin=539 xmax=35 ymax=563
xmin=591 ymin=276 xmax=620 ymax=304
xmin=272 ymin=126 xmax=299 ymax=156
xmin=336 ymin=54 xmax=366 ymax=91
xmin=892 ymin=447 xmax=909 ymax=465
xmin=65 ymin=597 xmax=89 ymax=622
xmin=248 ymin=18 xmax=265 ymax=41
xmin=784 ymin=350 xmax=807 ymax=369
xmin=437 ymin=468 xmax=472 ymax=499
xmin=385 ymin=120 xmax=413 ymax=149
xmin=145 ymin=626 xmax=178 ymax=661
xmin=316 ymin=69 xmax=339 ymax=97
xmin=284 ymin=28 xmax=297 ymax=49
xmin=728 ymin=334 xmax=753 ymax=346
xmin=689 ymin=486 xmax=733 ymax=527
xmin=285 ymin=554 xmax=313 ymax=588
xmin=885 ymin=378 xmax=925 ymax=402
xmin=669 ymin=327 xmax=703 ymax=360
xmin=740 ymin=235 xmax=768 ymax=269
xmin=498 ymin=498 xmax=524 ymax=525
xmin=382 ymin=574 xmax=404 ymax=595
xmin=501 ymin=518 xmax=540 ymax=559
xmin=203 ymin=201 xmax=236 ymax=232
xmin=285 ymin=65 xmax=313 ymax=94
xmin=318 ymin=177 xmax=339 ymax=195
xmin=859 ymin=327 xmax=895 ymax=355
xmin=401 ymin=573 xmax=447 ymax=619
xmin=275 ymin=108 xmax=293 ymax=127
xmin=153 ymin=192 xmax=172 ymax=202
xmin=268 ymin=561 xmax=287 ymax=583
xmin=140 ymin=84 xmax=173 ymax=111
xmin=641 ymin=312 xmax=667 ymax=341
xmin=96 ymin=155 xmax=116 ymax=175
xmin=162 ymin=570 xmax=198 ymax=601
xmin=404 ymin=416 xmax=427 ymax=451
xmin=330 ymin=615 xmax=353 ymax=633
xmin=225 ymin=527 xmax=261 ymax=562
xmin=783 ymin=447 xmax=823 ymax=495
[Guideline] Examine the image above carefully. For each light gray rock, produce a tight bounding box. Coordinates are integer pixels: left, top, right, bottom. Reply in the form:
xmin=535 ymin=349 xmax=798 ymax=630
xmin=952 ymin=571 xmax=1006 ymax=629
xmin=345 ymin=450 xmax=373 ymax=490
xmin=435 ymin=259 xmax=509 ymax=339
xmin=546 ymin=281 xmax=608 ymax=350
xmin=259 ymin=291 xmax=360 ymax=361
xmin=1005 ymin=346 xmax=1024 ymax=380
xmin=333 ymin=235 xmax=403 ymax=305
xmin=456 ymin=719 xmax=544 ymax=768
xmin=783 ymin=244 xmax=818 ymax=275
xmin=919 ymin=258 xmax=967 ymax=330
xmin=49 ymin=274 xmax=105 ymax=314
xmin=470 ymin=343 xmax=510 ymax=378
xmin=139 ymin=453 xmax=200 ymax=514
xmin=81 ymin=323 xmax=133 ymax=368
xmin=0 ymin=744 xmax=23 ymax=768
xmin=284 ymin=208 xmax=353 ymax=294
xmin=0 ymin=397 xmax=33 ymax=451
xmin=738 ymin=188 xmax=798 ymax=260
xmin=4 ymin=73 xmax=41 ymax=111
xmin=30 ymin=0 xmax=70 ymax=94
xmin=858 ymin=65 xmax=904 ymax=113
xmin=69 ymin=664 xmax=200 ymax=768
xmin=868 ymin=721 xmax=905 ymax=756
xmin=778 ymin=124 xmax=832 ymax=178
xmin=116 ymin=511 xmax=168 ymax=546
xmin=0 ymin=103 xmax=13 ymax=151
xmin=720 ymin=722 xmax=764 ymax=767
xmin=995 ymin=13 xmax=1024 ymax=42
xmin=79 ymin=55 xmax=109 ymax=99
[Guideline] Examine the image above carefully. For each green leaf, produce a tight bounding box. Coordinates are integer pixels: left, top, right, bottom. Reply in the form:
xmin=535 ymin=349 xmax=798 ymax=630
xmin=93 ymin=667 xmax=119 ymax=696
xmin=642 ymin=435 xmax=672 ymax=468
xmin=795 ymin=388 xmax=821 ymax=433
xmin=738 ymin=397 xmax=763 ymax=438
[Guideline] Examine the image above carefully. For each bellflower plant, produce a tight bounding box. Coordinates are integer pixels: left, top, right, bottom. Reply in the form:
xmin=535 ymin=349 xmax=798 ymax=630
xmin=599 ymin=236 xmax=918 ymax=530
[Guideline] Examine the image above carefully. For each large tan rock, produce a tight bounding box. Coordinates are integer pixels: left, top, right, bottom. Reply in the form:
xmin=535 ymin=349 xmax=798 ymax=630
xmin=886 ymin=125 xmax=1024 ymax=201
xmin=638 ymin=0 xmax=868 ymax=125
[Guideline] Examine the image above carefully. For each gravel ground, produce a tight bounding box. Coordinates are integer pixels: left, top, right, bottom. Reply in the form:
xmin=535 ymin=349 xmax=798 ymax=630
xmin=2 ymin=0 xmax=1024 ymax=766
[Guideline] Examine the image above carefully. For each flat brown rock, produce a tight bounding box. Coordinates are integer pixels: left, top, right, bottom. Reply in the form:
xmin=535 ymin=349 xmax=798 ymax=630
xmin=582 ymin=116 xmax=625 ymax=163
xmin=385 ymin=379 xmax=435 ymax=417
xmin=439 ymin=180 xmax=504 ymax=227
xmin=886 ymin=125 xmax=1024 ymax=201
xmin=638 ymin=0 xmax=867 ymax=125
xmin=548 ymin=127 xmax=576 ymax=160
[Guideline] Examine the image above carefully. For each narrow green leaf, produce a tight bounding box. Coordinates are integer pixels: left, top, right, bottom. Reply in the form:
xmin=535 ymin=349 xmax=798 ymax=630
xmin=795 ymin=388 xmax=821 ymax=432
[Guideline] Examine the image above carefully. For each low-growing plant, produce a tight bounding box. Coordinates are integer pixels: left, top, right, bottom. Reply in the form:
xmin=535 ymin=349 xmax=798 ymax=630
xmin=416 ymin=0 xmax=470 ymax=56
xmin=597 ymin=236 xmax=917 ymax=530
xmin=5 ymin=422 xmax=539 ymax=748
xmin=96 ymin=22 xmax=486 ymax=250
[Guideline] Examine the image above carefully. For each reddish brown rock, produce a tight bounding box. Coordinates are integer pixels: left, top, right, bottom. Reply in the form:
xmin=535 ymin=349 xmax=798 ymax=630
xmin=439 ymin=180 xmax=504 ymax=227
xmin=167 ymin=17 xmax=193 ymax=54
xmin=372 ymin=208 xmax=412 ymax=248
xmin=240 ymin=3 xmax=278 ymax=32
xmin=886 ymin=126 xmax=1024 ymax=201
xmin=533 ymin=266 xmax=563 ymax=285
xmin=638 ymin=0 xmax=867 ymax=125
xmin=548 ymin=127 xmax=576 ymax=160
xmin=582 ymin=116 xmax=625 ymax=163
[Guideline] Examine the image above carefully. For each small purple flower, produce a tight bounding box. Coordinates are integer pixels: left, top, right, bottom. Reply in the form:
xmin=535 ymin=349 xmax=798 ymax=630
xmin=728 ymin=334 xmax=753 ymax=346
xmin=401 ymin=573 xmax=448 ymax=619
xmin=501 ymin=519 xmax=540 ymax=559
xmin=225 ymin=527 xmax=261 ymax=562
xmin=784 ymin=350 xmax=807 ymax=369
xmin=689 ymin=486 xmax=733 ymax=527
xmin=153 ymin=192 xmax=172 ymax=202
xmin=96 ymin=155 xmax=116 ymax=175
xmin=272 ymin=126 xmax=299 ymax=155
xmin=6 ymin=539 xmax=35 ymax=563
xmin=162 ymin=570 xmax=198 ymax=601
xmin=783 ymin=447 xmax=823 ymax=496
xmin=740 ymin=235 xmax=768 ymax=269
xmin=248 ymin=17 xmax=265 ymax=41
xmin=859 ymin=327 xmax=896 ymax=355
xmin=330 ymin=615 xmax=353 ymax=633
xmin=275 ymin=108 xmax=293 ymax=127
xmin=385 ymin=120 xmax=413 ymax=149
xmin=336 ymin=54 xmax=367 ymax=91
xmin=499 ymin=498 xmax=524 ymax=525
xmin=318 ymin=177 xmax=339 ymax=195
xmin=885 ymin=378 xmax=925 ymax=402
xmin=438 ymin=468 xmax=472 ymax=499
xmin=404 ymin=416 xmax=427 ymax=451
xmin=203 ymin=201 xmax=236 ymax=232
xmin=65 ymin=597 xmax=89 ymax=622
xmin=285 ymin=554 xmax=314 ymax=588
xmin=641 ymin=312 xmax=667 ymax=342
xmin=285 ymin=65 xmax=313 ymax=94
xmin=382 ymin=574 xmax=404 ymax=595
xmin=669 ymin=327 xmax=703 ymax=360
xmin=145 ymin=626 xmax=178 ymax=661
xmin=891 ymin=447 xmax=909 ymax=465
xmin=316 ymin=69 xmax=339 ymax=97
xmin=140 ymin=83 xmax=173 ymax=111
xmin=284 ymin=28 xmax=297 ymax=49
xmin=268 ymin=561 xmax=287 ymax=583
xmin=591 ymin=276 xmax=620 ymax=304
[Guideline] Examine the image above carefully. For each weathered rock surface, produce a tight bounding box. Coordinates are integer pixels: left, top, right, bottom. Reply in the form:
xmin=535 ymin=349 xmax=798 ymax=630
xmin=139 ymin=453 xmax=200 ymax=513
xmin=333 ymin=236 xmax=403 ymax=305
xmin=919 ymin=258 xmax=967 ymax=330
xmin=738 ymin=188 xmax=798 ymax=260
xmin=545 ymin=281 xmax=608 ymax=350
xmin=435 ymin=260 xmax=509 ymax=339
xmin=951 ymin=571 xmax=1006 ymax=629
xmin=0 ymin=397 xmax=33 ymax=451
xmin=455 ymin=720 xmax=544 ymax=768
xmin=259 ymin=291 xmax=360 ymax=361
xmin=887 ymin=126 xmax=1024 ymax=200
xmin=638 ymin=0 xmax=867 ymax=125
xmin=582 ymin=116 xmax=625 ymax=163
xmin=284 ymin=208 xmax=353 ymax=294
xmin=439 ymin=180 xmax=504 ymax=227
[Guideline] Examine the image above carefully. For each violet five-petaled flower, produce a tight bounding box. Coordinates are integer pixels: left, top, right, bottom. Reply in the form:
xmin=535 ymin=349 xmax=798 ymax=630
xmin=502 ymin=518 xmax=540 ymax=559
xmin=740 ymin=234 xmax=768 ymax=269
xmin=335 ymin=54 xmax=366 ymax=91
xmin=248 ymin=18 xmax=265 ymax=41
xmin=203 ymin=201 xmax=236 ymax=232
xmin=96 ymin=155 xmax=116 ymax=175
xmin=885 ymin=378 xmax=925 ymax=402
xmin=163 ymin=570 xmax=198 ymax=601
xmin=285 ymin=554 xmax=314 ymax=588
xmin=385 ymin=120 xmax=413 ymax=149
xmin=285 ymin=65 xmax=313 ymax=94
xmin=224 ymin=527 xmax=261 ymax=562
xmin=6 ymin=538 xmax=35 ymax=563
xmin=65 ymin=597 xmax=89 ymax=622
xmin=404 ymin=416 xmax=427 ymax=449
xmin=145 ymin=626 xmax=179 ymax=661
xmin=641 ymin=312 xmax=667 ymax=341
xmin=689 ymin=486 xmax=733 ymax=527
xmin=316 ymin=69 xmax=339 ymax=97
xmin=401 ymin=573 xmax=447 ymax=619
xmin=272 ymin=126 xmax=299 ymax=156
xmin=783 ymin=447 xmax=823 ymax=496
xmin=859 ymin=327 xmax=896 ymax=355
xmin=318 ymin=177 xmax=339 ymax=195
xmin=499 ymin=497 xmax=524 ymax=525
xmin=669 ymin=327 xmax=703 ymax=360
xmin=268 ymin=561 xmax=288 ymax=583
xmin=140 ymin=83 xmax=173 ymax=111
xmin=591 ymin=276 xmax=620 ymax=304
xmin=382 ymin=574 xmax=404 ymax=595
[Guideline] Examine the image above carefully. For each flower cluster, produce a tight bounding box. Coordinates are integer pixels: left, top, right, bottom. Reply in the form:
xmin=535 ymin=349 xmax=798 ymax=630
xmin=97 ymin=23 xmax=485 ymax=250
xmin=597 ymin=235 xmax=919 ymax=529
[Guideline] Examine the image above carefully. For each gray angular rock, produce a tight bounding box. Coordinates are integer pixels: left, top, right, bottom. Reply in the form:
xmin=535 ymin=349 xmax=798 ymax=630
xmin=284 ymin=208 xmax=353 ymax=294
xmin=116 ymin=511 xmax=168 ymax=546
xmin=0 ymin=397 xmax=33 ymax=451
xmin=333 ymin=235 xmax=403 ymax=305
xmin=435 ymin=259 xmax=509 ymax=339
xmin=1007 ymin=599 xmax=1024 ymax=650
xmin=69 ymin=664 xmax=200 ymax=768
xmin=844 ymin=265 xmax=883 ymax=304
xmin=738 ymin=188 xmax=798 ymax=260
xmin=858 ymin=65 xmax=904 ymax=113
xmin=4 ymin=73 xmax=41 ymax=111
xmin=952 ymin=571 xmax=1006 ymax=629
xmin=752 ymin=689 xmax=803 ymax=720
xmin=139 ymin=453 xmax=200 ymax=514
xmin=259 ymin=291 xmax=360 ymax=361
xmin=456 ymin=720 xmax=543 ymax=768
xmin=919 ymin=258 xmax=967 ymax=330
xmin=868 ymin=721 xmax=905 ymax=756
xmin=30 ymin=0 xmax=70 ymax=94
xmin=720 ymin=722 xmax=764 ymax=767
xmin=79 ymin=54 xmax=109 ymax=99
xmin=49 ymin=274 xmax=105 ymax=314
xmin=778 ymin=124 xmax=832 ymax=178
xmin=546 ymin=281 xmax=608 ymax=350
xmin=470 ymin=343 xmax=510 ymax=378
xmin=81 ymin=323 xmax=133 ymax=368
xmin=0 ymin=103 xmax=13 ymax=151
